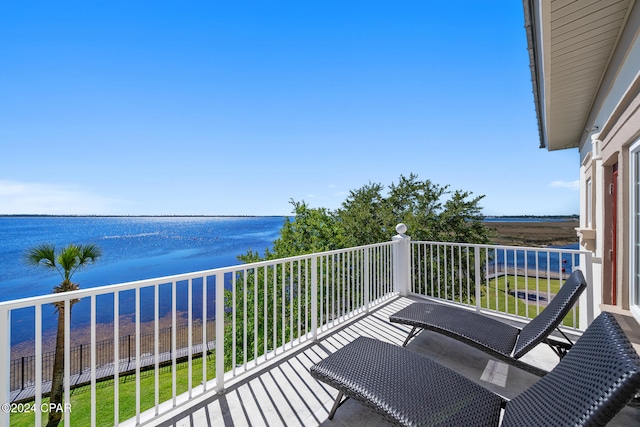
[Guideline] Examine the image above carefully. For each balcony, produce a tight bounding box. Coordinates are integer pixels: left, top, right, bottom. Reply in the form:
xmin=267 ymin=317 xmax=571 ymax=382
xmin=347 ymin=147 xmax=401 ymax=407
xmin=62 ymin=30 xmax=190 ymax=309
xmin=1 ymin=228 xmax=638 ymax=426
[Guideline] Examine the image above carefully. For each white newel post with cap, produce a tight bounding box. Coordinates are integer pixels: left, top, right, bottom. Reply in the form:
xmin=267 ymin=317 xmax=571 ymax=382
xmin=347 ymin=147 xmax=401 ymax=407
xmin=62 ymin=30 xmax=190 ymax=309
xmin=392 ymin=223 xmax=411 ymax=296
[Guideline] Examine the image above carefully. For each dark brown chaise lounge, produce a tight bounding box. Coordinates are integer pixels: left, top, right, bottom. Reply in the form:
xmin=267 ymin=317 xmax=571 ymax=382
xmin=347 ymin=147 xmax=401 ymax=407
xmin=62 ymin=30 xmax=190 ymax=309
xmin=310 ymin=312 xmax=640 ymax=426
xmin=389 ymin=269 xmax=587 ymax=375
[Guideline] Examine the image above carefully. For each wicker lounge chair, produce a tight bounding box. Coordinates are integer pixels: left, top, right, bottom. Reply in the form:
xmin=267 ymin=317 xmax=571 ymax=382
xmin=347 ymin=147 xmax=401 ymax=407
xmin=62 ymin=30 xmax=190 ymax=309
xmin=389 ymin=269 xmax=587 ymax=375
xmin=310 ymin=312 xmax=640 ymax=426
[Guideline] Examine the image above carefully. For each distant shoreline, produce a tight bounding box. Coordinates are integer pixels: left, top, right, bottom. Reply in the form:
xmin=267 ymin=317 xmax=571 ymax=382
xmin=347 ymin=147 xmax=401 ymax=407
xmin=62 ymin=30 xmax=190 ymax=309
xmin=484 ymin=215 xmax=578 ymax=222
xmin=485 ymin=219 xmax=579 ymax=247
xmin=0 ymin=214 xmax=287 ymax=218
xmin=2 ymin=214 xmax=577 ymax=218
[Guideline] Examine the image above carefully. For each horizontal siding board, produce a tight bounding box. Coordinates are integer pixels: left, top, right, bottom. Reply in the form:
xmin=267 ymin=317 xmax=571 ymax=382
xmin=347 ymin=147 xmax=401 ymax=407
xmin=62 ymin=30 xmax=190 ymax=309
xmin=553 ymin=90 xmax=594 ymax=104
xmin=551 ymin=0 xmax=628 ymax=29
xmin=552 ymin=25 xmax=621 ymax=51
xmin=551 ymin=0 xmax=591 ymax=13
xmin=552 ymin=33 xmax=618 ymax=60
xmin=551 ymin=60 xmax=607 ymax=81
xmin=550 ymin=49 xmax=610 ymax=74
xmin=551 ymin=36 xmax=618 ymax=60
xmin=553 ymin=73 xmax=601 ymax=91
xmin=552 ymin=0 xmax=625 ymax=21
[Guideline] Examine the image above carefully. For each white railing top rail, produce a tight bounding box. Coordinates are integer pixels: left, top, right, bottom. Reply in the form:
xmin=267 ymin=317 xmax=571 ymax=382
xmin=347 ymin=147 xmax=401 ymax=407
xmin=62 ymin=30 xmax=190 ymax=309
xmin=411 ymin=240 xmax=590 ymax=254
xmin=0 ymin=240 xmax=398 ymax=311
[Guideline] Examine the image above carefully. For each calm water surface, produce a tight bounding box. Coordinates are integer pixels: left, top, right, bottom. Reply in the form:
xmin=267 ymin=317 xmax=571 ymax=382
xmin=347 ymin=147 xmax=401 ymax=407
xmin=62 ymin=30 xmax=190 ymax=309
xmin=0 ymin=216 xmax=285 ymax=344
xmin=0 ymin=216 xmax=284 ymax=300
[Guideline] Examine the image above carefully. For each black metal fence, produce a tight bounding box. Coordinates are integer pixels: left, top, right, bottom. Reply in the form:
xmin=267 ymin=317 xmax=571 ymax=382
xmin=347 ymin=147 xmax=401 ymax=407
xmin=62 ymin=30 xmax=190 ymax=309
xmin=10 ymin=320 xmax=216 ymax=392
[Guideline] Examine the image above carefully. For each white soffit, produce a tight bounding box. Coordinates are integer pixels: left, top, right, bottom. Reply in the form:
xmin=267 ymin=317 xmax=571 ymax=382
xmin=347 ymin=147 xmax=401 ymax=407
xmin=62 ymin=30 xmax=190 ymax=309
xmin=542 ymin=0 xmax=634 ymax=151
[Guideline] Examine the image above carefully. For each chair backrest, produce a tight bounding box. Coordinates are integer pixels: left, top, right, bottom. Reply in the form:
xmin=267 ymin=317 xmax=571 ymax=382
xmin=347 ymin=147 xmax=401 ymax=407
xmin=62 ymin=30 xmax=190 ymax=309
xmin=512 ymin=269 xmax=587 ymax=358
xmin=503 ymin=312 xmax=640 ymax=426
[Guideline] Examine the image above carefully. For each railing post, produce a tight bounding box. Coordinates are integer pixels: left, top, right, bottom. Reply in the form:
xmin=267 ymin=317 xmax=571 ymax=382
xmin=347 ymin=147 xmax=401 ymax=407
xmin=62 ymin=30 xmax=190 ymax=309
xmin=0 ymin=308 xmax=9 ymax=427
xmin=311 ymin=256 xmax=318 ymax=341
xmin=580 ymin=251 xmax=595 ymax=329
xmin=215 ymin=272 xmax=225 ymax=394
xmin=392 ymin=223 xmax=411 ymax=296
xmin=474 ymin=246 xmax=482 ymax=313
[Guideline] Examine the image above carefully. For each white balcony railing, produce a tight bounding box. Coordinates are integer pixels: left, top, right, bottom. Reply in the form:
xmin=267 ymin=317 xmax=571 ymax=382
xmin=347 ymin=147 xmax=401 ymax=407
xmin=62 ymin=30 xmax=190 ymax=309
xmin=409 ymin=240 xmax=594 ymax=332
xmin=0 ymin=241 xmax=396 ymax=426
xmin=0 ymin=225 xmax=593 ymax=426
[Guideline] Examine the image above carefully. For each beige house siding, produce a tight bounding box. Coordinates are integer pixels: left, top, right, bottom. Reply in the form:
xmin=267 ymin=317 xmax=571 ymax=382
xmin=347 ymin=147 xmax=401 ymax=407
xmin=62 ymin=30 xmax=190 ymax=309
xmin=584 ymin=78 xmax=640 ymax=310
xmin=524 ymin=0 xmax=640 ymax=320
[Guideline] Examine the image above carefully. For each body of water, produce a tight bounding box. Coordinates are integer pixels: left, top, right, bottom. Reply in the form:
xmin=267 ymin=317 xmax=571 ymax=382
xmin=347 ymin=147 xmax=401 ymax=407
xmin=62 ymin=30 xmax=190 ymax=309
xmin=0 ymin=216 xmax=285 ymax=301
xmin=0 ymin=216 xmax=579 ymax=346
xmin=1 ymin=216 xmax=286 ymax=345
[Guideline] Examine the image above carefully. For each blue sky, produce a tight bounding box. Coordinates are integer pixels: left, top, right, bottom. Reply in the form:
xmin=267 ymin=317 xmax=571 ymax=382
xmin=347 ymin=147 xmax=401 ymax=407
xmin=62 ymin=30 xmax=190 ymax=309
xmin=0 ymin=1 xmax=579 ymax=216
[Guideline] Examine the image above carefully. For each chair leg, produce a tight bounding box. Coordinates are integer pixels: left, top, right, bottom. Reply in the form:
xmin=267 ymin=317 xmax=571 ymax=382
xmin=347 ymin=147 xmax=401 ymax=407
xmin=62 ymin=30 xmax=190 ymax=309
xmin=402 ymin=326 xmax=419 ymax=347
xmin=328 ymin=391 xmax=348 ymax=420
xmin=545 ymin=336 xmax=573 ymax=359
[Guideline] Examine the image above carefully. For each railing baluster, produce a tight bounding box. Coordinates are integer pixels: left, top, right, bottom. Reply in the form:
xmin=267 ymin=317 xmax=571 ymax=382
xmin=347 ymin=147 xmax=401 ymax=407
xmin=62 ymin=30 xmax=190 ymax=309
xmin=202 ymin=277 xmax=208 ymax=390
xmin=263 ymin=266 xmax=268 ymax=358
xmin=188 ymin=278 xmax=193 ymax=397
xmin=114 ymin=291 xmax=119 ymax=426
xmin=281 ymin=262 xmax=286 ymax=350
xmin=90 ymin=295 xmax=97 ymax=427
xmin=243 ymin=269 xmax=247 ymax=365
xmin=35 ymin=305 xmax=42 ymax=427
xmin=135 ymin=287 xmax=141 ymax=423
xmin=215 ymin=272 xmax=224 ymax=393
xmin=172 ymin=281 xmax=177 ymax=405
xmin=297 ymin=260 xmax=302 ymax=342
xmin=311 ymin=256 xmax=318 ymax=340
xmin=289 ymin=261 xmax=293 ymax=346
xmin=272 ymin=264 xmax=277 ymax=356
xmin=155 ymin=283 xmax=160 ymax=412
xmin=64 ymin=299 xmax=70 ymax=427
xmin=254 ymin=267 xmax=259 ymax=365
xmin=231 ymin=271 xmax=237 ymax=375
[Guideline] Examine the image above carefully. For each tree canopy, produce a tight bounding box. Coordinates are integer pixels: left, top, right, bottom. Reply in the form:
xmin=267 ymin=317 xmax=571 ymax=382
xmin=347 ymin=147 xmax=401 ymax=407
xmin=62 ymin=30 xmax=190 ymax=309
xmin=228 ymin=174 xmax=491 ymax=370
xmin=240 ymin=173 xmax=492 ymax=262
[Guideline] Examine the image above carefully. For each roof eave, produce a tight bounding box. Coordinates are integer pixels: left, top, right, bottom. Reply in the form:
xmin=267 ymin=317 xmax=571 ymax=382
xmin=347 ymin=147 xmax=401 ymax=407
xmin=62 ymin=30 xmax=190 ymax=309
xmin=522 ymin=0 xmax=547 ymax=150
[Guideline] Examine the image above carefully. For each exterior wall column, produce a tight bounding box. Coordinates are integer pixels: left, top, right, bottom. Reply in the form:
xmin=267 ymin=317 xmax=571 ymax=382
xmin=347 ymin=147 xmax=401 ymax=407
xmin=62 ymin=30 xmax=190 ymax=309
xmin=591 ymin=134 xmax=604 ymax=319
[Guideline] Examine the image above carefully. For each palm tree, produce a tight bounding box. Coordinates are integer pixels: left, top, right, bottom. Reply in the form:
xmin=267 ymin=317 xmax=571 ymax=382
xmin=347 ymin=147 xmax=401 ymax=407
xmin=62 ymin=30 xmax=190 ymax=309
xmin=25 ymin=243 xmax=101 ymax=427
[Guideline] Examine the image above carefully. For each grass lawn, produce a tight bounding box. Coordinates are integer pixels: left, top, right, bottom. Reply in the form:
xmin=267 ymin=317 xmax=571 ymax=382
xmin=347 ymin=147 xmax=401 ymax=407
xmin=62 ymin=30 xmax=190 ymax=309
xmin=10 ymin=355 xmax=216 ymax=427
xmin=481 ymin=275 xmax=579 ymax=327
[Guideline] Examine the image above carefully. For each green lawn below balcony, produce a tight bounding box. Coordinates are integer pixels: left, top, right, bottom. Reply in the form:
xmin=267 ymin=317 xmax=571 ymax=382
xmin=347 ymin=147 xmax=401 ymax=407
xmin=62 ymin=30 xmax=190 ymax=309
xmin=10 ymin=355 xmax=216 ymax=427
xmin=481 ymin=275 xmax=579 ymax=328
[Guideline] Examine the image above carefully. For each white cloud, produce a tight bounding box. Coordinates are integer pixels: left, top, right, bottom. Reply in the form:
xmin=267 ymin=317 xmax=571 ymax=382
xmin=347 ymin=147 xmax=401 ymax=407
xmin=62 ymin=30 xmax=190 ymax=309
xmin=0 ymin=180 xmax=129 ymax=215
xmin=549 ymin=180 xmax=579 ymax=190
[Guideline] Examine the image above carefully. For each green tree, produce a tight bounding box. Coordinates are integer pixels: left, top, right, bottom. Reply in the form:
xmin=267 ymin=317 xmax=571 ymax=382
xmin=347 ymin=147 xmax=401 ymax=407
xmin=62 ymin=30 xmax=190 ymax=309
xmin=227 ymin=174 xmax=493 ymax=365
xmin=337 ymin=181 xmax=389 ymax=247
xmin=337 ymin=174 xmax=492 ymax=302
xmin=238 ymin=200 xmax=340 ymax=263
xmin=25 ymin=243 xmax=101 ymax=427
xmin=337 ymin=173 xmax=491 ymax=245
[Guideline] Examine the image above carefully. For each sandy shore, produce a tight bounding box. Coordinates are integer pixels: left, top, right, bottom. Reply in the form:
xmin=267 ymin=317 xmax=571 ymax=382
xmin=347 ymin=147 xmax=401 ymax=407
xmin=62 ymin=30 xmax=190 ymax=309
xmin=11 ymin=312 xmax=207 ymax=358
xmin=485 ymin=220 xmax=579 ymax=247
